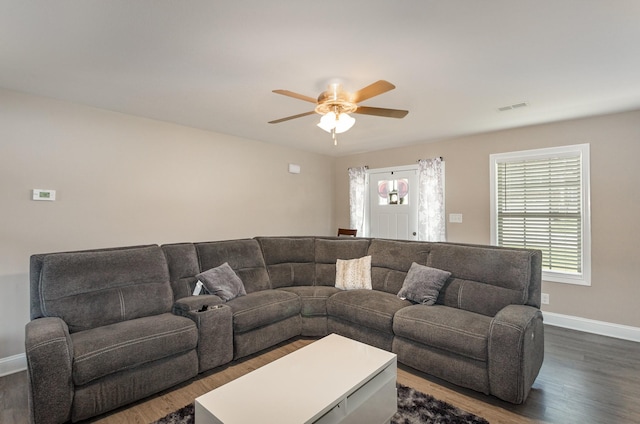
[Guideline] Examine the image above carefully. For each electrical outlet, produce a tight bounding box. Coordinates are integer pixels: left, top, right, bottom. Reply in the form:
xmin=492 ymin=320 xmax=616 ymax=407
xmin=541 ymin=293 xmax=550 ymax=305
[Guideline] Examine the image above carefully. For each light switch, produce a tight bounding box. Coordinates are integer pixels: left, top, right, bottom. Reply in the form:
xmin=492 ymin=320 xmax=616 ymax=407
xmin=449 ymin=213 xmax=462 ymax=223
xmin=288 ymin=163 xmax=301 ymax=174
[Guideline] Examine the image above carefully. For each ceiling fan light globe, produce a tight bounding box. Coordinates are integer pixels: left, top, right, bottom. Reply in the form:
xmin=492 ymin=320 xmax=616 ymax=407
xmin=334 ymin=113 xmax=355 ymax=133
xmin=317 ymin=122 xmax=332 ymax=132
xmin=317 ymin=111 xmax=337 ymax=132
xmin=323 ymin=111 xmax=337 ymax=123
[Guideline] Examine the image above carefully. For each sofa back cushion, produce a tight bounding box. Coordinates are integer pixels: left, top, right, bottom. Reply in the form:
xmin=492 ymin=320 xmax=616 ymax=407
xmin=256 ymin=237 xmax=316 ymax=288
xmin=37 ymin=245 xmax=173 ymax=333
xmin=427 ymin=243 xmax=535 ymax=316
xmin=367 ymin=239 xmax=431 ymax=294
xmin=162 ymin=243 xmax=200 ymax=300
xmin=315 ymin=238 xmax=371 ymax=286
xmin=195 ymin=239 xmax=271 ymax=293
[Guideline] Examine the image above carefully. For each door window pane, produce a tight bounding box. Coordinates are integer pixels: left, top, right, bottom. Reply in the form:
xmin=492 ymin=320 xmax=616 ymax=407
xmin=378 ymin=179 xmax=409 ymax=205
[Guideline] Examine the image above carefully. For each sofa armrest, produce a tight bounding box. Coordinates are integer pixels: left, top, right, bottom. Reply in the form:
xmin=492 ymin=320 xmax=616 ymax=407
xmin=172 ymin=294 xmax=223 ymax=315
xmin=25 ymin=317 xmax=74 ymax=424
xmin=173 ymin=299 xmax=233 ymax=373
xmin=488 ymin=305 xmax=544 ymax=404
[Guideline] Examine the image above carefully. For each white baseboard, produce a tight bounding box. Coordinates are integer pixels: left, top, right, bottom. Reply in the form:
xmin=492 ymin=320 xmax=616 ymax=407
xmin=543 ymin=311 xmax=640 ymax=343
xmin=0 ymin=353 xmax=27 ymax=377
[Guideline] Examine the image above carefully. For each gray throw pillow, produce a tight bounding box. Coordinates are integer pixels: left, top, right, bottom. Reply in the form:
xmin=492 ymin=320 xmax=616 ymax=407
xmin=397 ymin=262 xmax=451 ymax=305
xmin=196 ymin=262 xmax=246 ymax=301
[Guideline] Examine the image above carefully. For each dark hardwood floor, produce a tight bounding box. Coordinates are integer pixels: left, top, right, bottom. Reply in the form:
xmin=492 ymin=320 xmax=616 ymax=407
xmin=1 ymin=325 xmax=639 ymax=423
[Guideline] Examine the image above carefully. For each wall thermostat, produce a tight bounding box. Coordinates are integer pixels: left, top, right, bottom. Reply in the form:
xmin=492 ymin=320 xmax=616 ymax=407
xmin=33 ymin=189 xmax=56 ymax=201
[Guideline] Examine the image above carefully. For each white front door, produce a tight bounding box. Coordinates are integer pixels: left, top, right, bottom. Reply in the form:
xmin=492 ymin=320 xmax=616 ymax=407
xmin=368 ymin=167 xmax=418 ymax=240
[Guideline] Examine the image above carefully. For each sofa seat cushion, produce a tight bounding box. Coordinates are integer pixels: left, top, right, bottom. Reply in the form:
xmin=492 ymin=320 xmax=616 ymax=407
xmin=278 ymin=286 xmax=341 ymax=316
xmin=393 ymin=305 xmax=491 ymax=361
xmin=227 ymin=290 xmax=301 ymax=333
xmin=71 ymin=313 xmax=198 ymax=386
xmin=327 ymin=290 xmax=411 ymax=333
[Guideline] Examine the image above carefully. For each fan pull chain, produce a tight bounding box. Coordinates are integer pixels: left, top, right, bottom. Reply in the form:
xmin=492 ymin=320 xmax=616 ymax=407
xmin=332 ymin=128 xmax=337 ymax=146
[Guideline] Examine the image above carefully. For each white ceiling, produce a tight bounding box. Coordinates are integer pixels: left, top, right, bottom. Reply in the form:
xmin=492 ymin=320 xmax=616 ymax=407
xmin=2 ymin=1 xmax=640 ymax=156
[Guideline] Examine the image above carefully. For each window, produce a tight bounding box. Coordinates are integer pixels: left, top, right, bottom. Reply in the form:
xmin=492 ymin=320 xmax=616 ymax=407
xmin=490 ymin=144 xmax=591 ymax=285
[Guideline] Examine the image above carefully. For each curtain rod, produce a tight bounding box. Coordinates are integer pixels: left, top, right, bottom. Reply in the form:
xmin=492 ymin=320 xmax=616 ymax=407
xmin=349 ymin=157 xmax=443 ymax=171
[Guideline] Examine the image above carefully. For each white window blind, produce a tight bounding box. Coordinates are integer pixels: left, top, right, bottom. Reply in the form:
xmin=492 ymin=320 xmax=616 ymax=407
xmin=490 ymin=144 xmax=591 ymax=286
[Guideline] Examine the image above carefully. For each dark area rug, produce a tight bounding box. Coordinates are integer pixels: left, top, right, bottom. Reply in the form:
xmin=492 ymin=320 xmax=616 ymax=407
xmin=152 ymin=383 xmax=489 ymax=424
xmin=394 ymin=384 xmax=489 ymax=424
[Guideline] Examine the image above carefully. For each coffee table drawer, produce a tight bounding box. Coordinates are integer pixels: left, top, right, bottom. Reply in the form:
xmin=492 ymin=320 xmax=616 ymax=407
xmin=315 ymin=363 xmax=397 ymax=424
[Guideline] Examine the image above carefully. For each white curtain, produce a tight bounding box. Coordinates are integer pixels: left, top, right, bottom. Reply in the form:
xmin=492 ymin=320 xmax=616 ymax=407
xmin=348 ymin=167 xmax=367 ymax=236
xmin=418 ymin=158 xmax=446 ymax=241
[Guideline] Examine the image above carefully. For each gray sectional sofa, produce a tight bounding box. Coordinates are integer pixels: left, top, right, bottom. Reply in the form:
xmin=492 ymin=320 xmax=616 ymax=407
xmin=26 ymin=236 xmax=544 ymax=424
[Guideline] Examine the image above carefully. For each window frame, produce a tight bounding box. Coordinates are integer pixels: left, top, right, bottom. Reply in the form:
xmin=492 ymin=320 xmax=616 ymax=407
xmin=490 ymin=144 xmax=591 ymax=286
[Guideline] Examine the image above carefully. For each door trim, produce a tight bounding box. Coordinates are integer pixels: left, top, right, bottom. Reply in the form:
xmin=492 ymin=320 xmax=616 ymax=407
xmin=365 ymin=165 xmax=419 ymax=239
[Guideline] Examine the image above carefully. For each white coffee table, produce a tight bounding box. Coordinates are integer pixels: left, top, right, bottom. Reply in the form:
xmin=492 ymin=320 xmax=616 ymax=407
xmin=195 ymin=333 xmax=397 ymax=424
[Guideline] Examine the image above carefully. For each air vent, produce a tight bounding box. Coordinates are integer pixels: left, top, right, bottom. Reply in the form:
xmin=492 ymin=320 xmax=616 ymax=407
xmin=498 ymin=102 xmax=529 ymax=112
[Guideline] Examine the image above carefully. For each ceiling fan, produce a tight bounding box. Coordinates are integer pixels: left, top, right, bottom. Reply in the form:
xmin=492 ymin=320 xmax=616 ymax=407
xmin=268 ymin=80 xmax=408 ymax=145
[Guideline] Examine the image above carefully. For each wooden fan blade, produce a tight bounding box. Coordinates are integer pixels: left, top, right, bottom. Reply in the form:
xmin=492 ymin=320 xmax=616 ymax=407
xmin=268 ymin=111 xmax=316 ymax=124
xmin=352 ymin=80 xmax=396 ymax=103
xmin=272 ymin=89 xmax=317 ymax=104
xmin=354 ymin=106 xmax=409 ymax=119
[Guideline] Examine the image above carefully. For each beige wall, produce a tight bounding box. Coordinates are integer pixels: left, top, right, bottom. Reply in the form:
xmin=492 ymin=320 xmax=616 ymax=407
xmin=0 ymin=89 xmax=335 ymax=359
xmin=335 ymin=109 xmax=640 ymax=329
xmin=3 ymin=87 xmax=638 ymax=363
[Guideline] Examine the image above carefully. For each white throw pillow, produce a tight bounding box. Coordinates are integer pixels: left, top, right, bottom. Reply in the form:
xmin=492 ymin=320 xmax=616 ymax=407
xmin=335 ymin=256 xmax=372 ymax=290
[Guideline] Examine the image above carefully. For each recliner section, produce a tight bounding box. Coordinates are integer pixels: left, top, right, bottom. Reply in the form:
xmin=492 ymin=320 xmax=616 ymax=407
xmin=26 ymin=245 xmax=201 ymax=424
